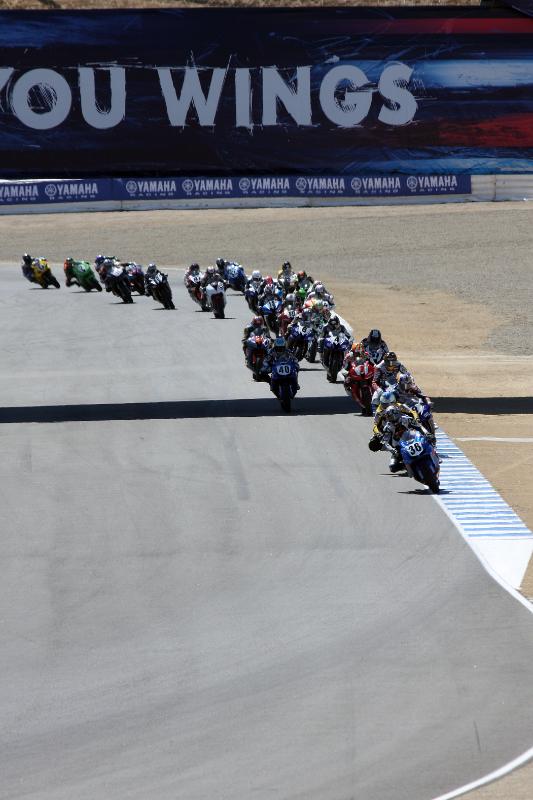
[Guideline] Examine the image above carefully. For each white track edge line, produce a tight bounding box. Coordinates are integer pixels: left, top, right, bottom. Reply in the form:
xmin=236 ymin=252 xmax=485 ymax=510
xmin=431 ymin=745 xmax=533 ymax=800
xmin=430 ymin=434 xmax=533 ymax=800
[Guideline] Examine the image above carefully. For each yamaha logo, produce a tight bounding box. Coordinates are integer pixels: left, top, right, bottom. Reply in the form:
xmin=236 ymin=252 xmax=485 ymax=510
xmin=295 ymin=178 xmax=307 ymax=193
xmin=407 ymin=176 xmax=418 ymax=191
xmin=351 ymin=178 xmax=362 ymax=192
xmin=182 ymin=179 xmax=194 ymax=195
xmin=44 ymin=183 xmax=57 ymax=197
xmin=125 ymin=180 xmax=138 ymax=195
xmin=239 ymin=178 xmax=251 ymax=193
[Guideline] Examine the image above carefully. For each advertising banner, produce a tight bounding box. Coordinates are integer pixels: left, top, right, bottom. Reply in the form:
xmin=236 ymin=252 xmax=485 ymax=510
xmin=0 ymin=8 xmax=532 ymax=177
xmin=0 ymin=179 xmax=113 ymax=205
xmin=0 ymin=174 xmax=471 ymax=206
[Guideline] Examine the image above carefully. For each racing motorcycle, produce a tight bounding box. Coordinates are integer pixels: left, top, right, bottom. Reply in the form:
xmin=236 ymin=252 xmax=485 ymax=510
xmin=246 ymin=334 xmax=271 ymax=380
xmin=64 ymin=260 xmax=102 ymax=292
xmin=185 ymin=272 xmax=205 ymax=308
xmin=123 ymin=262 xmax=145 ymax=295
xmin=278 ymin=273 xmax=297 ymax=298
xmin=321 ymin=331 xmax=351 ymax=383
xmin=30 ymin=258 xmax=60 ymax=289
xmin=105 ymin=262 xmax=133 ymax=303
xmin=269 ymin=356 xmax=299 ymax=413
xmin=224 ymin=261 xmax=246 ymax=293
xmin=287 ymin=320 xmax=316 ymax=362
xmin=397 ymin=428 xmax=440 ymax=493
xmin=147 ymin=271 xmax=175 ymax=310
xmin=346 ymin=359 xmax=375 ymax=415
xmin=260 ymin=296 xmax=282 ymax=335
xmin=245 ymin=281 xmax=261 ymax=313
xmin=295 ymin=277 xmax=313 ymax=304
xmin=278 ymin=305 xmax=298 ymax=336
xmin=203 ymin=278 xmax=226 ymax=318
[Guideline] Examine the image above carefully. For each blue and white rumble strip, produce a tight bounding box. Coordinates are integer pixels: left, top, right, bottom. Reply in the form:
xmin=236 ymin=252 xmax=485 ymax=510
xmin=434 ymin=430 xmax=533 ymax=590
xmin=430 ymin=431 xmax=533 ymax=800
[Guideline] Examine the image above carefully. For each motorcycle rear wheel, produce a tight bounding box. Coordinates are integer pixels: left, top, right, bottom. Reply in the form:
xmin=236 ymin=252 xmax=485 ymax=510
xmin=279 ymin=385 xmax=291 ymax=413
xmin=306 ymin=340 xmax=317 ymax=363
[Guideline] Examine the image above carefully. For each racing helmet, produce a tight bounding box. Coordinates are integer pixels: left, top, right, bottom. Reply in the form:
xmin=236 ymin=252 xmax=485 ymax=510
xmin=380 ymin=389 xmax=397 ymax=408
xmin=189 ymin=262 xmax=200 ymax=271
xmin=330 ymin=314 xmax=340 ymax=328
xmin=95 ymin=254 xmax=105 ymax=266
xmin=216 ymin=258 xmax=226 ymax=269
xmin=274 ymin=336 xmax=287 ymax=353
xmin=314 ymin=282 xmax=325 ymax=295
xmin=38 ymin=257 xmax=48 ymax=269
xmin=206 ymin=265 xmax=216 ymax=275
xmin=368 ymin=329 xmax=382 ymax=345
xmin=281 ymin=261 xmax=292 ymax=271
xmin=384 ymin=351 xmax=399 ymax=370
xmin=285 ymin=293 xmax=295 ymax=304
xmin=252 ymin=315 xmax=263 ymax=328
xmin=385 ymin=405 xmax=402 ymax=423
xmin=252 ymin=269 xmax=262 ymax=280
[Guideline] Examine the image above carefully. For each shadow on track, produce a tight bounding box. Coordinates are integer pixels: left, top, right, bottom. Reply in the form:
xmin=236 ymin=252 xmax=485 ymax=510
xmin=433 ymin=397 xmax=533 ymax=414
xmin=0 ymin=395 xmax=354 ymax=424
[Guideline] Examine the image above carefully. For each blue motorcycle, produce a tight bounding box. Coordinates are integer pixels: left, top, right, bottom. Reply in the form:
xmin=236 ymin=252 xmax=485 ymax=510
xmin=224 ymin=262 xmax=246 ymax=293
xmin=260 ymin=297 xmax=283 ymax=336
xmin=270 ymin=357 xmax=299 ymax=413
xmin=398 ymin=429 xmax=440 ymax=493
xmin=287 ymin=320 xmax=316 ymax=362
xmin=321 ymin=331 xmax=351 ymax=382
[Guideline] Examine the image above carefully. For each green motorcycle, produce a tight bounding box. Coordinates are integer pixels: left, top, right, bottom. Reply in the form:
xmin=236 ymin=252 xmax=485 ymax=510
xmin=64 ymin=259 xmax=102 ymax=292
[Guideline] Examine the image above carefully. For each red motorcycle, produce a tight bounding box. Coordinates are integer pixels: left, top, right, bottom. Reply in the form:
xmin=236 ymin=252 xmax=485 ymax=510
xmin=247 ymin=334 xmax=271 ymax=380
xmin=346 ymin=359 xmax=375 ymax=415
xmin=278 ymin=305 xmax=298 ymax=336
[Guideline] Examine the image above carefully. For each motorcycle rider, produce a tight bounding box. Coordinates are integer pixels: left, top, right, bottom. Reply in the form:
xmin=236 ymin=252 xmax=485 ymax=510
xmin=94 ymin=254 xmax=117 ymax=277
xmin=242 ymin=315 xmax=272 ymax=369
xmin=343 ymin=341 xmax=365 ymax=372
xmin=394 ymin=373 xmax=437 ymax=442
xmin=21 ymin=253 xmax=37 ymax=283
xmin=184 ymin=262 xmax=202 ymax=286
xmin=318 ymin=314 xmax=353 ymax=360
xmin=307 ymin=281 xmax=334 ymax=306
xmin=215 ymin=257 xmax=228 ymax=278
xmin=295 ymin=269 xmax=314 ymax=290
xmin=369 ymin=403 xmax=430 ymax=472
xmin=260 ymin=336 xmax=300 ymax=390
xmin=277 ymin=261 xmax=293 ymax=282
xmin=244 ymin=269 xmax=263 ymax=310
xmin=343 ymin=342 xmax=372 ymax=394
xmin=246 ymin=269 xmax=263 ymax=290
xmin=373 ymin=351 xmax=409 ymax=387
xmin=201 ymin=265 xmax=220 ymax=288
xmin=63 ymin=256 xmax=80 ymax=287
xmin=361 ymin=329 xmax=389 ymax=364
xmin=144 ymin=262 xmax=161 ymax=297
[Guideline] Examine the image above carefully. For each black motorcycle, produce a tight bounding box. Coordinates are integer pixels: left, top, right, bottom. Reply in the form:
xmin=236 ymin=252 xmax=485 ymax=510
xmin=105 ymin=264 xmax=133 ymax=303
xmin=147 ymin=272 xmax=175 ymax=310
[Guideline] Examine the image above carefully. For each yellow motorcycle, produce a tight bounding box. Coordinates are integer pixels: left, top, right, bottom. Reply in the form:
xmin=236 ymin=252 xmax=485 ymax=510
xmin=30 ymin=257 xmax=60 ymax=289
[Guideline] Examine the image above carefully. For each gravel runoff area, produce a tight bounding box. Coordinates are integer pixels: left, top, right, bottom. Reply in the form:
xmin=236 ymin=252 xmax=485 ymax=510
xmin=1 ymin=200 xmax=533 ymax=799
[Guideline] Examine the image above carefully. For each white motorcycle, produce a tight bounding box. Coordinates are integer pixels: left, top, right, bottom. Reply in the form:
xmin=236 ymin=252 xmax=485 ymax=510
xmin=204 ymin=278 xmax=226 ymax=319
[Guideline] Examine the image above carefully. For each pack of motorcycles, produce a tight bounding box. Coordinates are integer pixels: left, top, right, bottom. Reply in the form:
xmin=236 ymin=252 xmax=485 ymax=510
xmin=23 ymin=256 xmax=174 ymax=309
xmin=22 ymin=256 xmax=440 ymax=493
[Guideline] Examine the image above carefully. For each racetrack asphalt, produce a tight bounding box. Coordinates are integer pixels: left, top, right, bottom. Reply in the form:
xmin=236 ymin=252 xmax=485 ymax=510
xmin=1 ymin=204 xmax=533 ymax=799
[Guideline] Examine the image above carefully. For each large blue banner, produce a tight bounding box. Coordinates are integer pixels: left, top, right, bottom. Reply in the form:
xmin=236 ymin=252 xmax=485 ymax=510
xmin=0 ymin=9 xmax=532 ymax=178
xmin=0 ymin=175 xmax=471 ymax=206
